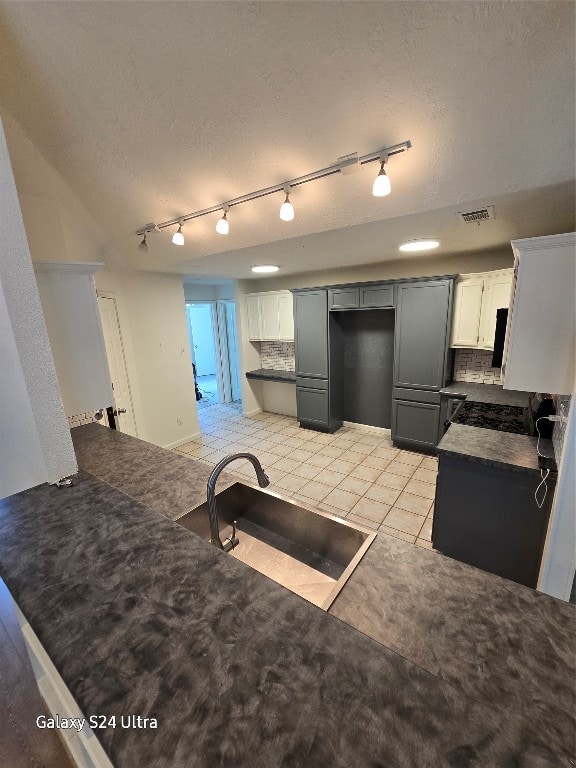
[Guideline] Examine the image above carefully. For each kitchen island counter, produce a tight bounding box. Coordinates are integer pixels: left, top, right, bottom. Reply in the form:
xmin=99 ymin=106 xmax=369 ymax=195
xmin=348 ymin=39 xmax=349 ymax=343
xmin=0 ymin=426 xmax=573 ymax=767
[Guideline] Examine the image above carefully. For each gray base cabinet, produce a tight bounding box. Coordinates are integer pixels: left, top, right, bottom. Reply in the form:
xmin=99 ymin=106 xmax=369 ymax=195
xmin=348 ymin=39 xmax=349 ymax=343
xmin=432 ymin=454 xmax=555 ymax=588
xmin=296 ymin=386 xmax=329 ymax=427
xmin=392 ymin=400 xmax=440 ymax=451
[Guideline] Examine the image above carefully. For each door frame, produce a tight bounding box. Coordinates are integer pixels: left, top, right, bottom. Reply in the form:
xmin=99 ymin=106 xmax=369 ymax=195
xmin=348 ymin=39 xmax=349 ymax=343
xmin=186 ymin=301 xmax=225 ymax=403
xmin=217 ymin=299 xmax=243 ymax=403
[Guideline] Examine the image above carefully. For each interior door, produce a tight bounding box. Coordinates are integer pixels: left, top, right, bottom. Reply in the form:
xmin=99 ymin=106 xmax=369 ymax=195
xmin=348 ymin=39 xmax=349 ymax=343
xmin=97 ymin=295 xmax=138 ymax=436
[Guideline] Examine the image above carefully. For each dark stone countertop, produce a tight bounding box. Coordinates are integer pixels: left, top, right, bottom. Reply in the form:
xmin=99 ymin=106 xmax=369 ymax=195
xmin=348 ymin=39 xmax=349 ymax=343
xmin=70 ymin=423 xmax=236 ymax=520
xmin=245 ymin=368 xmax=297 ymax=383
xmin=0 ymin=425 xmax=573 ymax=767
xmin=440 ymin=381 xmax=532 ymax=408
xmin=437 ymin=423 xmax=554 ymax=474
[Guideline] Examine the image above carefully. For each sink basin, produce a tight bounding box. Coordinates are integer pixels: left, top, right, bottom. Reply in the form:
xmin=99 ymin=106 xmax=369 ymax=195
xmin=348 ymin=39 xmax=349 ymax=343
xmin=175 ymin=482 xmax=375 ymax=610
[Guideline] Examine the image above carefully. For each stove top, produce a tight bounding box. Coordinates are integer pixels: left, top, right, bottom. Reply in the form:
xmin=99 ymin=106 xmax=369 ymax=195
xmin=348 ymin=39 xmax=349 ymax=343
xmin=452 ymin=401 xmax=530 ymax=435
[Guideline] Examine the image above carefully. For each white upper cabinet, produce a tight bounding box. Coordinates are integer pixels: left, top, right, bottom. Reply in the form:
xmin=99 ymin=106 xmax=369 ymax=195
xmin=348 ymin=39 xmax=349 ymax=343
xmin=450 ymin=269 xmax=513 ymax=349
xmin=246 ymin=294 xmax=262 ymax=340
xmin=450 ymin=277 xmax=484 ymax=347
xmin=260 ymin=294 xmax=281 ymax=339
xmin=278 ymin=292 xmax=295 ymax=340
xmin=503 ymin=233 xmax=575 ymax=395
xmin=245 ymin=291 xmax=294 ymax=342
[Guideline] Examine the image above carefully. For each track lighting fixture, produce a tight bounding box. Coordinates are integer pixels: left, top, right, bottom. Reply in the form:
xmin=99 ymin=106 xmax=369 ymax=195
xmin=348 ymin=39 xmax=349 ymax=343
xmin=216 ymin=209 xmax=229 ymax=235
xmin=279 ymin=187 xmax=294 ymax=222
xmin=372 ymin=156 xmax=391 ymax=197
xmin=135 ymin=140 xmax=411 ymax=247
xmin=172 ymin=222 xmax=184 ymax=245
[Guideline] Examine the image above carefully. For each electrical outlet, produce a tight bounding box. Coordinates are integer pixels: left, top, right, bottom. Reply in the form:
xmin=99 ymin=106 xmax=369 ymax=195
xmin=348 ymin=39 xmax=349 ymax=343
xmin=176 ymin=416 xmax=183 ymax=427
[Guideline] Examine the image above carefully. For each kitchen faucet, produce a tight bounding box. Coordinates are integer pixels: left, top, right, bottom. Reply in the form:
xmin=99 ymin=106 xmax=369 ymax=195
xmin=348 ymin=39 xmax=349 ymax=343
xmin=206 ymin=453 xmax=270 ymax=551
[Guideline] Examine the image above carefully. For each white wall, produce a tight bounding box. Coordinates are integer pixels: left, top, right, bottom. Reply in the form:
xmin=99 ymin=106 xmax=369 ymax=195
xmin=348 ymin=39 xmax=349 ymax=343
xmin=118 ymin=271 xmax=200 ymax=448
xmin=0 ymin=115 xmax=77 ymax=497
xmin=183 ymin=281 xmax=235 ymax=303
xmin=235 ymin=282 xmax=262 ymax=416
xmin=2 ymin=112 xmax=109 ymax=265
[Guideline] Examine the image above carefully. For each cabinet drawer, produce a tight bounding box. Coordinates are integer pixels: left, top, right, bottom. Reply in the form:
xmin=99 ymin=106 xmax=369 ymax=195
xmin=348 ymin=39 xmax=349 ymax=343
xmin=393 ymin=387 xmax=441 ymax=405
xmin=360 ymin=284 xmax=394 ymax=308
xmin=392 ymin=400 xmax=440 ymax=449
xmin=296 ymin=377 xmax=328 ymax=390
xmin=297 ymin=387 xmax=329 ymax=426
xmin=328 ymin=288 xmax=359 ymax=310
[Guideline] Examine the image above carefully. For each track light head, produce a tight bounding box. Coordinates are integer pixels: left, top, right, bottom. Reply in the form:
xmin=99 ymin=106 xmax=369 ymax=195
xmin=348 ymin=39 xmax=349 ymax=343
xmin=372 ymin=157 xmax=391 ymax=197
xmin=279 ymin=187 xmax=295 ymax=222
xmin=172 ymin=222 xmax=185 ymax=246
xmin=138 ymin=233 xmax=148 ymax=251
xmin=216 ymin=209 xmax=229 ymax=235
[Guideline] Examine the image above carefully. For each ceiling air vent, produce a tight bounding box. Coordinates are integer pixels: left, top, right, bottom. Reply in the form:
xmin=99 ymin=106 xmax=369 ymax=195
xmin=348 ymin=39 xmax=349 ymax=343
xmin=457 ymin=205 xmax=495 ymax=224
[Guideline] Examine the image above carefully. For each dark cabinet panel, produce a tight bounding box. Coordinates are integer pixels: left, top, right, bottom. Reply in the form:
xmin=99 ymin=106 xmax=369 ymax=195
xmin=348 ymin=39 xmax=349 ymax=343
xmin=296 ymin=387 xmax=329 ymax=427
xmin=432 ymin=455 xmax=555 ymax=588
xmin=391 ymin=400 xmax=440 ymax=450
xmin=294 ymin=290 xmax=328 ymax=378
xmin=328 ymin=288 xmax=359 ymax=310
xmin=393 ymin=280 xmax=452 ymax=390
xmin=360 ymin=284 xmax=394 ymax=308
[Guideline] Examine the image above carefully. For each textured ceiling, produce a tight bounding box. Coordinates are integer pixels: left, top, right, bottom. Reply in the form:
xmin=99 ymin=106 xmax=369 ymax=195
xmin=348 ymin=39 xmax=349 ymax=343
xmin=0 ymin=1 xmax=574 ymax=278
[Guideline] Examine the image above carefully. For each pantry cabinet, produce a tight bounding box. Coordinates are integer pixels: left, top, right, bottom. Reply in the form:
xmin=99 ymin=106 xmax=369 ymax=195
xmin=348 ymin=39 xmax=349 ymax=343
xmin=450 ymin=269 xmax=513 ymax=350
xmin=245 ymin=290 xmax=294 ymax=341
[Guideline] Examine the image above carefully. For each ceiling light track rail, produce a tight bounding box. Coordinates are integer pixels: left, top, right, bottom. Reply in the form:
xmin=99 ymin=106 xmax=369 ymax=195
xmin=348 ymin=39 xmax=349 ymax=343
xmin=136 ymin=139 xmax=411 ymax=240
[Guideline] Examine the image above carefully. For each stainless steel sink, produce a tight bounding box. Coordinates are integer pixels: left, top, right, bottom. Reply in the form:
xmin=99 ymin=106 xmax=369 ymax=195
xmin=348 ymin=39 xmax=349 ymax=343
xmin=175 ymin=482 xmax=376 ymax=610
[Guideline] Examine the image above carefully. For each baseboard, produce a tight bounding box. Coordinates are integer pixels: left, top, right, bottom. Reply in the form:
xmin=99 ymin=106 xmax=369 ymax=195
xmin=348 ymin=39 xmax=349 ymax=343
xmin=163 ymin=431 xmax=201 ymax=450
xmin=343 ymin=421 xmax=392 ymax=435
xmin=242 ymin=407 xmax=263 ymax=418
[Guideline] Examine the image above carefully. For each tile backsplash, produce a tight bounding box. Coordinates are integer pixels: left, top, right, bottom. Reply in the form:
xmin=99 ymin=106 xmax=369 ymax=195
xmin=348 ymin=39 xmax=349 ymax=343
xmin=553 ymin=394 xmax=571 ymax=464
xmin=67 ymin=411 xmax=108 ymax=429
xmin=453 ymin=349 xmax=501 ymax=384
xmin=260 ymin=341 xmax=295 ymax=371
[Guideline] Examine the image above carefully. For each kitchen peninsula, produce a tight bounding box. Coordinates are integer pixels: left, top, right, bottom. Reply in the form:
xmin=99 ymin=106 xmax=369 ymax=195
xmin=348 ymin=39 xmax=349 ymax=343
xmin=0 ymin=425 xmax=573 ymax=767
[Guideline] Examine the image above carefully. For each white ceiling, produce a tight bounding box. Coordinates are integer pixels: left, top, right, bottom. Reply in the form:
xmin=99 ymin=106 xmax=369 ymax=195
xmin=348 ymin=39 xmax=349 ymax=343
xmin=0 ymin=1 xmax=574 ymax=279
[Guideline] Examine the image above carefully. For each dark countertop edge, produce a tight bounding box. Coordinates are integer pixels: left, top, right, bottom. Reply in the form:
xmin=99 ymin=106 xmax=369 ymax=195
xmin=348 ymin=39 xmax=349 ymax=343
xmin=246 ymin=368 xmax=296 ymax=383
xmin=440 ymin=382 xmax=532 ymax=408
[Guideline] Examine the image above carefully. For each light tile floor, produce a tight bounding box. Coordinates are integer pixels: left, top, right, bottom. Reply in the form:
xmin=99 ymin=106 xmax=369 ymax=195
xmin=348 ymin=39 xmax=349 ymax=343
xmin=175 ymin=404 xmax=438 ymax=550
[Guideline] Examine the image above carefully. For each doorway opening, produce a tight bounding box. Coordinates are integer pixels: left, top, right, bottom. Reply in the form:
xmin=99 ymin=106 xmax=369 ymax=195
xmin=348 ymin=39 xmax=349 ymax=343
xmin=185 ymin=301 xmax=242 ymax=409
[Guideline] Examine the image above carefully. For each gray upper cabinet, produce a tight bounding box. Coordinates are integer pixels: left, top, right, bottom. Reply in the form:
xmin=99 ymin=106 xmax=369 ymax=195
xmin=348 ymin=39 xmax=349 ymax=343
xmin=393 ymin=280 xmax=452 ymax=390
xmin=360 ymin=283 xmax=394 ymax=308
xmin=328 ymin=287 xmax=359 ymax=310
xmin=294 ymin=289 xmax=329 ymax=378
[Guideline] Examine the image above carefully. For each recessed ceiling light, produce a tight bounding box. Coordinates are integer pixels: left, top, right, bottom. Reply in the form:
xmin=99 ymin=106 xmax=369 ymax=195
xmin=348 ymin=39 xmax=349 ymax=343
xmin=251 ymin=265 xmax=279 ymax=273
xmin=399 ymin=239 xmax=440 ymax=252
